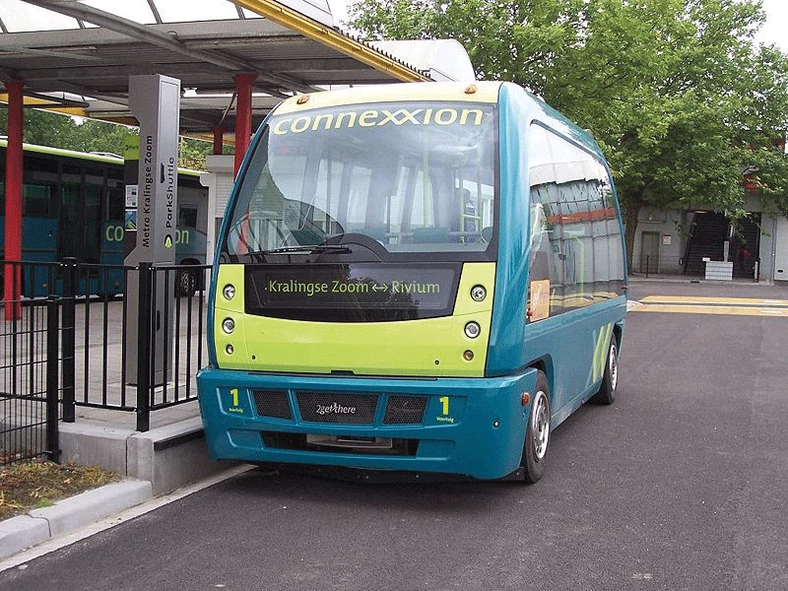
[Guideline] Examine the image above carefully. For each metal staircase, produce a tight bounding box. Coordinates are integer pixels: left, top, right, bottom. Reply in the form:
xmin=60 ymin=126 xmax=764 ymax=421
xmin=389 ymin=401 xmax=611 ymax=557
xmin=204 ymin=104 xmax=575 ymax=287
xmin=682 ymin=212 xmax=761 ymax=278
xmin=683 ymin=213 xmax=729 ymax=276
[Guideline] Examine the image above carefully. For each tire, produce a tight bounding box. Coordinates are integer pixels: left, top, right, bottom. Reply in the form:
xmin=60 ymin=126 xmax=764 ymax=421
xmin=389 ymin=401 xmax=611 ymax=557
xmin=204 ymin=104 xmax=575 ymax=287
xmin=175 ymin=268 xmax=197 ymax=298
xmin=591 ymin=333 xmax=619 ymax=405
xmin=521 ymin=371 xmax=551 ymax=484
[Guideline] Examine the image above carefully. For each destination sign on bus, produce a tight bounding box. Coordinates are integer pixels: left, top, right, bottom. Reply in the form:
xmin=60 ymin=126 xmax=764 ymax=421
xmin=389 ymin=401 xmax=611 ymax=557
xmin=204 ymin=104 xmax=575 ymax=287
xmin=246 ymin=264 xmax=460 ymax=316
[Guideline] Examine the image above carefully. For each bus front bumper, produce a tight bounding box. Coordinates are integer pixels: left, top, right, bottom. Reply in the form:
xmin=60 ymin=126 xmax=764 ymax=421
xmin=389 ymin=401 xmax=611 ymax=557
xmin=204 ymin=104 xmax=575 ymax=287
xmin=196 ymin=367 xmax=539 ymax=480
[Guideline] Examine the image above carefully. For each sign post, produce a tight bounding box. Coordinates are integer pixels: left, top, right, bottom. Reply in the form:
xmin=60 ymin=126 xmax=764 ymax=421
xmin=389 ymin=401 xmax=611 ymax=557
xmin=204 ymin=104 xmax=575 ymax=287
xmin=124 ymin=74 xmax=181 ymax=385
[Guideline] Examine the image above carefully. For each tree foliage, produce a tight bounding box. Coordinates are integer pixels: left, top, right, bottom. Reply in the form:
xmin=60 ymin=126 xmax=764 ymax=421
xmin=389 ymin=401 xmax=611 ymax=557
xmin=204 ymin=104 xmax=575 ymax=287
xmin=178 ymin=136 xmax=215 ymax=170
xmin=1 ymin=108 xmax=136 ymax=157
xmin=349 ymin=0 xmax=788 ymax=267
xmin=0 ymin=108 xmax=215 ymax=170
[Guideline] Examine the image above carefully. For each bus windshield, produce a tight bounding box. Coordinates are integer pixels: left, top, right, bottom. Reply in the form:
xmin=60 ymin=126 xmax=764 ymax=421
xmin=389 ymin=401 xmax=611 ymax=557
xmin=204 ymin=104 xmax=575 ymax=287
xmin=222 ymin=101 xmax=497 ymax=262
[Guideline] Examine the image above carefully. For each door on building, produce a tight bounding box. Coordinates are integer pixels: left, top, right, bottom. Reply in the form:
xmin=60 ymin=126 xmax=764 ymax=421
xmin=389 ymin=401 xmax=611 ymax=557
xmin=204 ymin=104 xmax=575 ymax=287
xmin=640 ymin=231 xmax=660 ymax=273
xmin=774 ymin=216 xmax=788 ymax=281
xmin=730 ymin=213 xmax=761 ymax=279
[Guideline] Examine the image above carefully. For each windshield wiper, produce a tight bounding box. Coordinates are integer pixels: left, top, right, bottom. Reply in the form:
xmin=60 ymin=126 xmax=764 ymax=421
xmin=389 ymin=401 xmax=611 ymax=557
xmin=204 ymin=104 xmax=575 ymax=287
xmin=255 ymin=245 xmax=353 ymax=255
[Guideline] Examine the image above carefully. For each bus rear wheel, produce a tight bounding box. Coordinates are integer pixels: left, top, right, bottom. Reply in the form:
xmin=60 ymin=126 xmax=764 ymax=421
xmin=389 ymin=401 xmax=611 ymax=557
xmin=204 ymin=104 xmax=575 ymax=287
xmin=521 ymin=371 xmax=550 ymax=484
xmin=591 ymin=333 xmax=618 ymax=405
xmin=175 ymin=268 xmax=197 ymax=298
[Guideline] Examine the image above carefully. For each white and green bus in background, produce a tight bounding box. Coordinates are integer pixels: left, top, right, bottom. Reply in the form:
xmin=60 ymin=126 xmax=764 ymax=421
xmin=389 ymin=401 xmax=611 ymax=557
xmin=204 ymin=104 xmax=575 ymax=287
xmin=0 ymin=140 xmax=209 ymax=297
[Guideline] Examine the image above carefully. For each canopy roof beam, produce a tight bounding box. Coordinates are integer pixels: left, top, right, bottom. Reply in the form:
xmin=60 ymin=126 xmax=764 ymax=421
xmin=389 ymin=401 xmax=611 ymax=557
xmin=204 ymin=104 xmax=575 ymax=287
xmin=21 ymin=0 xmax=314 ymax=95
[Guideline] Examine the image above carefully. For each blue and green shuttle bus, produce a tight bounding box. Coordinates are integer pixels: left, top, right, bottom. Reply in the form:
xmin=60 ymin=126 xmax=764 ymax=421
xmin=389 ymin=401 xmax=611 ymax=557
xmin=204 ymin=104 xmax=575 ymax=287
xmin=197 ymin=81 xmax=627 ymax=482
xmin=0 ymin=140 xmax=209 ymax=297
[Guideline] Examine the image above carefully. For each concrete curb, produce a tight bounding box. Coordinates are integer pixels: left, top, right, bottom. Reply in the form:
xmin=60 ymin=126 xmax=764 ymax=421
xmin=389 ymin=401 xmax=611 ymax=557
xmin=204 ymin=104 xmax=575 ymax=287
xmin=60 ymin=418 xmax=232 ymax=495
xmin=0 ymin=479 xmax=152 ymax=561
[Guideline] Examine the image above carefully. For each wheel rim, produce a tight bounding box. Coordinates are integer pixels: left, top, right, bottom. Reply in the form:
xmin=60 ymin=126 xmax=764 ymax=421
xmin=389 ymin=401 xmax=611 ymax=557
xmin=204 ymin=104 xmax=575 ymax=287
xmin=531 ymin=390 xmax=550 ymax=461
xmin=608 ymin=343 xmax=619 ymax=391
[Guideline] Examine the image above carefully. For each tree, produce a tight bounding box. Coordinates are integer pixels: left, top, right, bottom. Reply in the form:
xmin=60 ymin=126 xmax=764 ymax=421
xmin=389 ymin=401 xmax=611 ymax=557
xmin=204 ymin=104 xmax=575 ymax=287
xmin=0 ymin=108 xmax=219 ymax=170
xmin=179 ymin=136 xmax=216 ymax=170
xmin=0 ymin=108 xmax=137 ymax=156
xmin=349 ymin=0 xmax=788 ymax=269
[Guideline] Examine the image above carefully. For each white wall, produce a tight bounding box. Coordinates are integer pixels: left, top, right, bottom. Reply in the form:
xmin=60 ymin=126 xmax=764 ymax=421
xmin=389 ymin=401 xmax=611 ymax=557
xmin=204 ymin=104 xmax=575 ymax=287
xmin=200 ymin=154 xmax=236 ymax=264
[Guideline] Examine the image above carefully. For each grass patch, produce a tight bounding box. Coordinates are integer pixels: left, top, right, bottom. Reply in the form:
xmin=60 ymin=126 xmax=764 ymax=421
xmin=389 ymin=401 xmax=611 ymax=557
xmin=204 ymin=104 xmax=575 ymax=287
xmin=0 ymin=460 xmax=119 ymax=521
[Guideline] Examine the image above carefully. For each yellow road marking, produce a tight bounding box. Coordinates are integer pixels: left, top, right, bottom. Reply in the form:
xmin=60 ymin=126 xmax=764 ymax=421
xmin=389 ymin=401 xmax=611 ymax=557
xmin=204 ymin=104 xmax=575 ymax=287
xmin=639 ymin=295 xmax=788 ymax=307
xmin=632 ymin=303 xmax=788 ymax=317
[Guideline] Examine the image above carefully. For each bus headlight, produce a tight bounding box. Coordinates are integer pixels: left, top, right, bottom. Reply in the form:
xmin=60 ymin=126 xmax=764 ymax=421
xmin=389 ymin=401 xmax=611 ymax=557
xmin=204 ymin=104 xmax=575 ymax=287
xmin=225 ymin=344 xmax=234 ymax=355
xmin=222 ymin=318 xmax=235 ymax=334
xmin=223 ymin=284 xmax=236 ymax=301
xmin=464 ymin=321 xmax=481 ymax=339
xmin=470 ymin=285 xmax=487 ymax=302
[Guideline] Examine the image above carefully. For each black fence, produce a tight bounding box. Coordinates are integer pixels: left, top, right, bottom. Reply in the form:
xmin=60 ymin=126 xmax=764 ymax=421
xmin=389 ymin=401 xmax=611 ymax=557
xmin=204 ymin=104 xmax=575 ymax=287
xmin=0 ymin=292 xmax=60 ymax=464
xmin=1 ymin=259 xmax=211 ymax=465
xmin=635 ymin=254 xmax=761 ymax=281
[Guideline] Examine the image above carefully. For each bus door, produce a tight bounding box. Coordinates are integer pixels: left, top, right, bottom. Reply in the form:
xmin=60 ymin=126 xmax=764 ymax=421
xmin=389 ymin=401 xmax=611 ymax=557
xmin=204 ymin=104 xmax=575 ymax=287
xmin=101 ymin=167 xmax=126 ymax=295
xmin=58 ymin=163 xmax=104 ymax=293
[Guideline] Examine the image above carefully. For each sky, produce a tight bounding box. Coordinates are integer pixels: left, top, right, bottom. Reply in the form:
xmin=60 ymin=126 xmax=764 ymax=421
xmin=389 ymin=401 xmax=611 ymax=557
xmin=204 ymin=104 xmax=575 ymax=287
xmin=330 ymin=0 xmax=787 ymax=53
xmin=757 ymin=0 xmax=788 ymax=52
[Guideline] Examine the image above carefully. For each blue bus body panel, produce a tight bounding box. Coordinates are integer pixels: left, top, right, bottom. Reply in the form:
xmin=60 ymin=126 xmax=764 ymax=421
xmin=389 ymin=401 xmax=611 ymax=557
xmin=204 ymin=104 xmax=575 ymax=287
xmin=486 ymin=84 xmax=530 ymax=377
xmin=197 ymin=368 xmax=538 ymax=480
xmin=0 ymin=217 xmax=57 ymax=259
xmin=489 ymin=83 xmax=627 ymax=425
xmin=525 ymin=303 xmax=626 ymax=426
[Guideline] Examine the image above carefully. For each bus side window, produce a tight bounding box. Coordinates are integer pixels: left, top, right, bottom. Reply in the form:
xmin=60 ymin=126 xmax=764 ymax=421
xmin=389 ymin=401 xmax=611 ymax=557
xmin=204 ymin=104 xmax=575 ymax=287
xmin=528 ymin=125 xmax=565 ymax=317
xmin=528 ymin=184 xmax=564 ymax=317
xmin=530 ymin=125 xmax=621 ymax=313
xmin=589 ymin=164 xmax=613 ymax=302
xmin=107 ymin=169 xmax=124 ymax=222
xmin=23 ymin=155 xmax=58 ymax=217
xmin=179 ymin=206 xmax=198 ymax=229
xmin=602 ymin=168 xmax=626 ymax=294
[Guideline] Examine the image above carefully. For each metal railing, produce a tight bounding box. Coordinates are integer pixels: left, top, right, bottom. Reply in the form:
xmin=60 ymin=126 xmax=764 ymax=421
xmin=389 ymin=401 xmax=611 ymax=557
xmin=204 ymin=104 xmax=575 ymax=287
xmin=0 ymin=287 xmax=60 ymax=464
xmin=1 ymin=260 xmax=211 ymax=465
xmin=635 ymin=254 xmax=761 ymax=281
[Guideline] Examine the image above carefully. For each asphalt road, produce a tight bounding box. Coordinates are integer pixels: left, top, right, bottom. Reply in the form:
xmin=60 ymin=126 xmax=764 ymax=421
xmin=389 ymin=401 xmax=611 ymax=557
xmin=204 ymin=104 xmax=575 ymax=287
xmin=3 ymin=280 xmax=787 ymax=591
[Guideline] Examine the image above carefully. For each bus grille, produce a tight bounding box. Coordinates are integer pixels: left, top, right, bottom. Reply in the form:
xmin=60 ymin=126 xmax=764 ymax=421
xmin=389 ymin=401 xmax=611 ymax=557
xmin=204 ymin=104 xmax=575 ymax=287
xmin=253 ymin=390 xmax=292 ymax=420
xmin=252 ymin=391 xmax=427 ymax=425
xmin=262 ymin=432 xmax=419 ymax=456
xmin=296 ymin=392 xmax=378 ymax=424
xmin=383 ymin=396 xmax=428 ymax=424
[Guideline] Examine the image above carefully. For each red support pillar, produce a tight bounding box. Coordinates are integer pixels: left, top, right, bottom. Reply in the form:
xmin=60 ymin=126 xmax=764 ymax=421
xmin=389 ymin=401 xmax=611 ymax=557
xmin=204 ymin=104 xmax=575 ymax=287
xmin=212 ymin=126 xmax=225 ymax=155
xmin=233 ymin=73 xmax=258 ymax=177
xmin=4 ymin=80 xmax=24 ymax=320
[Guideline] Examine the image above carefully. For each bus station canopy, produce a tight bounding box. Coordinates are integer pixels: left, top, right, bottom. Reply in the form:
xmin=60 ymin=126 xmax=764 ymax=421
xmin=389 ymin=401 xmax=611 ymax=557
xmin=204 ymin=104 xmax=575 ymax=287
xmin=0 ymin=0 xmax=432 ymax=135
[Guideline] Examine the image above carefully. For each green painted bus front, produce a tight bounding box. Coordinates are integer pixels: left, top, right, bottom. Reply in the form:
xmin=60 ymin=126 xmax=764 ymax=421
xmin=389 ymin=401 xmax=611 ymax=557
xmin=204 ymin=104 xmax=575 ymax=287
xmin=197 ymin=81 xmax=627 ymax=480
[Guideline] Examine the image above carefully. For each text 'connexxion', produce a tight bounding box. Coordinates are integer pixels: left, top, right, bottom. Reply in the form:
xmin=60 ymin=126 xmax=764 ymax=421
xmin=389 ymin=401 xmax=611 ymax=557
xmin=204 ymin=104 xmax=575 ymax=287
xmin=271 ymin=107 xmax=486 ymax=136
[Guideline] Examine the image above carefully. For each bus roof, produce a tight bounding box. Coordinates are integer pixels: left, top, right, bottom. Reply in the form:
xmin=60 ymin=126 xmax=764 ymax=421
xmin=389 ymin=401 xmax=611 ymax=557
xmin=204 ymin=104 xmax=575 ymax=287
xmin=272 ymin=81 xmax=503 ymax=116
xmin=0 ymin=138 xmax=205 ymax=176
xmin=0 ymin=138 xmax=124 ymax=165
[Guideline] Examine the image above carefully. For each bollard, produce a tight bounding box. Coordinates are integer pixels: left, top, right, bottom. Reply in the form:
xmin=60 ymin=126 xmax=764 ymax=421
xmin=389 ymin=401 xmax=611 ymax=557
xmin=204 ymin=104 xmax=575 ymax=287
xmin=61 ymin=258 xmax=77 ymax=423
xmin=136 ymin=263 xmax=153 ymax=432
xmin=46 ymin=296 xmax=61 ymax=462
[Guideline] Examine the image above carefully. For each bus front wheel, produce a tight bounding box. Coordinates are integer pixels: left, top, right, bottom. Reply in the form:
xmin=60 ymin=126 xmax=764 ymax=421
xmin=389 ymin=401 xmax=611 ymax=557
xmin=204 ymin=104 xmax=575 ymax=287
xmin=521 ymin=371 xmax=551 ymax=484
xmin=591 ymin=333 xmax=619 ymax=405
